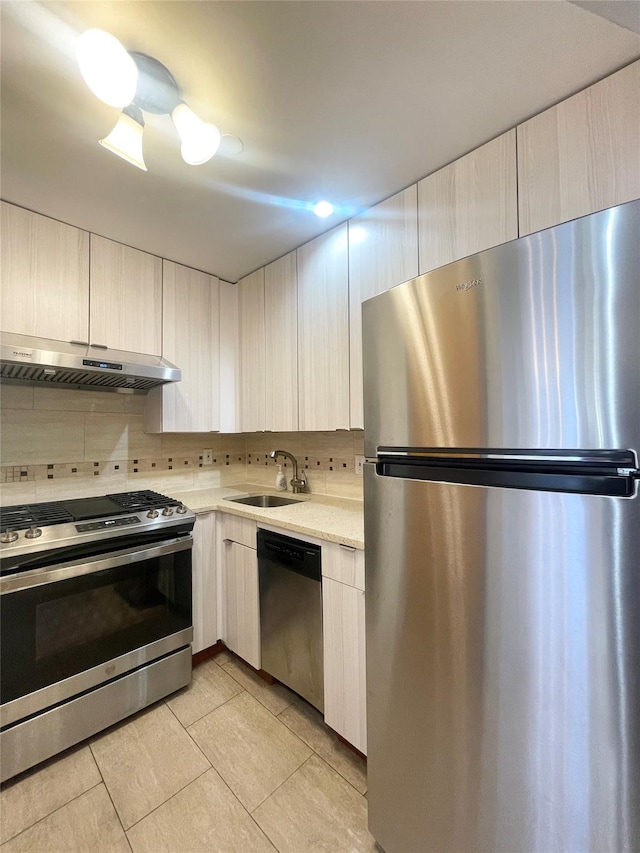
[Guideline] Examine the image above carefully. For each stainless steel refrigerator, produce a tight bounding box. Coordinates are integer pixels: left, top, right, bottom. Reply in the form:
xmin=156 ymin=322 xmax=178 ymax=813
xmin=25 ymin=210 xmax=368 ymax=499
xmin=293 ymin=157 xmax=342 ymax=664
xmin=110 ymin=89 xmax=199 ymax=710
xmin=363 ymin=200 xmax=640 ymax=853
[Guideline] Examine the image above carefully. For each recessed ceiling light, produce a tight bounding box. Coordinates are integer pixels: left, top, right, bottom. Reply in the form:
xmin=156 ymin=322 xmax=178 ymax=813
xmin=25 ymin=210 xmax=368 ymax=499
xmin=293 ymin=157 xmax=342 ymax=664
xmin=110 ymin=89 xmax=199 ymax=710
xmin=313 ymin=201 xmax=334 ymax=218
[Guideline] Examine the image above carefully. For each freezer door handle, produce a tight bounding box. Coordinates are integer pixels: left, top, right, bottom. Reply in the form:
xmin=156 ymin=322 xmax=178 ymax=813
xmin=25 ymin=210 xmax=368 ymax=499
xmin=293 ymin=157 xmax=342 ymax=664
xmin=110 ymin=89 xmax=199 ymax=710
xmin=376 ymin=460 xmax=637 ymax=497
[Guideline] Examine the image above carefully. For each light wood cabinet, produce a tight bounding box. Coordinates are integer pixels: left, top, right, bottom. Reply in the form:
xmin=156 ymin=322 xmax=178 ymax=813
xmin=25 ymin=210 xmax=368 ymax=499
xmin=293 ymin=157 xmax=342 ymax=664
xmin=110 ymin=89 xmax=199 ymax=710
xmin=219 ymin=514 xmax=259 ymax=668
xmin=418 ymin=130 xmax=518 ymax=275
xmin=89 ymin=234 xmax=162 ymax=355
xmin=145 ymin=261 xmax=219 ymax=433
xmin=297 ymin=224 xmax=350 ymax=431
xmin=349 ymin=187 xmax=419 ymax=429
xmin=1 ymin=202 xmax=90 ymax=343
xmin=264 ymin=251 xmax=298 ymax=431
xmin=222 ymin=539 xmax=260 ymax=669
xmin=192 ymin=512 xmax=217 ymax=655
xmin=322 ymin=575 xmax=367 ymax=754
xmin=238 ymin=268 xmax=266 ymax=432
xmin=518 ymin=60 xmax=640 ymax=236
xmin=219 ymin=280 xmax=240 ymax=433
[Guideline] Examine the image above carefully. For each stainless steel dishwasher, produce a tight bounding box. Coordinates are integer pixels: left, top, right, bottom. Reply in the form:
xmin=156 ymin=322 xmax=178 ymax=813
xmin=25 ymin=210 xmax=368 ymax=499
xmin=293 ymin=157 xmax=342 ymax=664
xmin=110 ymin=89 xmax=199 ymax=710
xmin=258 ymin=529 xmax=323 ymax=712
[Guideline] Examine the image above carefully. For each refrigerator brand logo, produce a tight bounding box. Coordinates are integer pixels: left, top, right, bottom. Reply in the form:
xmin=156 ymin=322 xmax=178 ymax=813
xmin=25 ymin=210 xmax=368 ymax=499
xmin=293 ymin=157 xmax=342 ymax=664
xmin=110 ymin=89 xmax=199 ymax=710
xmin=456 ymin=278 xmax=482 ymax=292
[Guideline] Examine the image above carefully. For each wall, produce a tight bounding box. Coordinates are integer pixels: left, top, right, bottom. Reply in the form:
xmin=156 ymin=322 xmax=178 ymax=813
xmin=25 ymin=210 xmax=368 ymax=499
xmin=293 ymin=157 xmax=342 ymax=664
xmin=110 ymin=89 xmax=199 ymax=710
xmin=0 ymin=384 xmax=363 ymax=505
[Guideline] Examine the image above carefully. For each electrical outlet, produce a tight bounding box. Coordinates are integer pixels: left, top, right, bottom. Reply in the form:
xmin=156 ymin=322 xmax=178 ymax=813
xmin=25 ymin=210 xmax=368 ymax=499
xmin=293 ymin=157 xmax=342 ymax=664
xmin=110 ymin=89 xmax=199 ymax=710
xmin=355 ymin=455 xmax=365 ymax=475
xmin=202 ymin=449 xmax=213 ymax=466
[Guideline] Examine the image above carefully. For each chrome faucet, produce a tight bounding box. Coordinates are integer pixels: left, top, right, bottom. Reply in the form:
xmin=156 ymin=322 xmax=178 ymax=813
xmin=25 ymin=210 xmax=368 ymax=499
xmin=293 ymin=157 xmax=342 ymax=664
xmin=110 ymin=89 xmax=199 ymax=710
xmin=270 ymin=450 xmax=307 ymax=494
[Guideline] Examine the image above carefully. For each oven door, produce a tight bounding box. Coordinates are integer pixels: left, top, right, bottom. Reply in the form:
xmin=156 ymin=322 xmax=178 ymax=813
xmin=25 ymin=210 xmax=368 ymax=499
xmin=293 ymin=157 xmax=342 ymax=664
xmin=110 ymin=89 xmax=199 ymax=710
xmin=1 ymin=535 xmax=192 ymax=727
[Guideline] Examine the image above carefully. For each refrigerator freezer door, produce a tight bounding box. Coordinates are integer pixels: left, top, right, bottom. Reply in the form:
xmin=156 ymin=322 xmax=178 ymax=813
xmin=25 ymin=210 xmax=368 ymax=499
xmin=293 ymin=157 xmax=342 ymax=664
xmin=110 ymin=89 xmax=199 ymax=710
xmin=362 ymin=201 xmax=640 ymax=457
xmin=365 ymin=464 xmax=640 ymax=853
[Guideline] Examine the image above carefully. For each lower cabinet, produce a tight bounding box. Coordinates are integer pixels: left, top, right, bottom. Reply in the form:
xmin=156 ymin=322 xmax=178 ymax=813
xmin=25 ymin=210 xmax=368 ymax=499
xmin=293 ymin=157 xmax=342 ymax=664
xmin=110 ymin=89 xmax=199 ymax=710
xmin=191 ymin=512 xmax=217 ymax=655
xmin=321 ymin=541 xmax=367 ymax=755
xmin=219 ymin=515 xmax=260 ymax=669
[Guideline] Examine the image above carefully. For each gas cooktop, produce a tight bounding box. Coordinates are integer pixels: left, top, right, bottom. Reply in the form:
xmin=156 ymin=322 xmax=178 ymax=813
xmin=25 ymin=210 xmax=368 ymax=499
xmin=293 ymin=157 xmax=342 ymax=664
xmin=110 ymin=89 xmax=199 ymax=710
xmin=0 ymin=491 xmax=194 ymax=558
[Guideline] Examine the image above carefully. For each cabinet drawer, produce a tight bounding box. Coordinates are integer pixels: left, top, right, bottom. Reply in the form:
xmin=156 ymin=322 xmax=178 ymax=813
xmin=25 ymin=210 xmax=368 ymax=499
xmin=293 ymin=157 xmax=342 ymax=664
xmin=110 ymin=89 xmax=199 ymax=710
xmin=220 ymin=514 xmax=257 ymax=549
xmin=322 ymin=541 xmax=365 ymax=591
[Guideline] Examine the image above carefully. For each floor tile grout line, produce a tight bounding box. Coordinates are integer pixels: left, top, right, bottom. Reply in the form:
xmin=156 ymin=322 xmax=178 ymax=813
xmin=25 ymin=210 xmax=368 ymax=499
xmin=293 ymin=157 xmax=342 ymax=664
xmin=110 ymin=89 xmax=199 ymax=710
xmin=276 ymin=706 xmax=368 ymax=797
xmin=249 ymin=753 xmax=316 ymax=816
xmin=167 ymin=682 xmax=247 ymax=730
xmin=163 ymin=700 xmax=216 ymax=771
xmin=218 ymin=660 xmax=296 ymax=717
xmin=89 ymin=742 xmax=133 ymax=849
xmin=123 ymin=764 xmax=212 ymax=835
xmin=0 ymin=780 xmax=104 ymax=846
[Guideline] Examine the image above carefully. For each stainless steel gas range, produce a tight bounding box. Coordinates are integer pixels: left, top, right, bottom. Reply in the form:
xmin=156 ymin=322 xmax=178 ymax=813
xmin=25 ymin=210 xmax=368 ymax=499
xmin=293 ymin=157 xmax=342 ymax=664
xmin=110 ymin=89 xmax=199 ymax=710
xmin=0 ymin=490 xmax=195 ymax=782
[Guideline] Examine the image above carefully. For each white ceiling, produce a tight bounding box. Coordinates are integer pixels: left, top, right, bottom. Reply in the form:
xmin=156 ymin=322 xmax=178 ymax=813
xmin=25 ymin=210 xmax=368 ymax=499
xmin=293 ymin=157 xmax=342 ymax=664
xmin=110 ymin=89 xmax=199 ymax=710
xmin=1 ymin=1 xmax=639 ymax=282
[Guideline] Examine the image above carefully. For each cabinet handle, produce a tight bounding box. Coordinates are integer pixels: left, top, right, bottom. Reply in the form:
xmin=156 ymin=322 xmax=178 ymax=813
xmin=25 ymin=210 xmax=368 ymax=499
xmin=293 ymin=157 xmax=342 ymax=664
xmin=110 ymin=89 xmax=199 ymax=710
xmin=89 ymin=343 xmax=108 ymax=349
xmin=339 ymin=544 xmax=356 ymax=552
xmin=69 ymin=340 xmax=89 ymax=347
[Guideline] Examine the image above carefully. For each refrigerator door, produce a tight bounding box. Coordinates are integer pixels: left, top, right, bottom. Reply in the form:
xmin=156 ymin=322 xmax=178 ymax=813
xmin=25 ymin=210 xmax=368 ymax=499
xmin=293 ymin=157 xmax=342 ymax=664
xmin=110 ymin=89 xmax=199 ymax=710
xmin=365 ymin=464 xmax=640 ymax=853
xmin=362 ymin=200 xmax=640 ymax=458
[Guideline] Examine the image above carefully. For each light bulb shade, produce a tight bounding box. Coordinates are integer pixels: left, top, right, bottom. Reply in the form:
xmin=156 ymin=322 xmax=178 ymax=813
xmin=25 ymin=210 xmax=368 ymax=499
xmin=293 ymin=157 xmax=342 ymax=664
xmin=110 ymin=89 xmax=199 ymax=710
xmin=99 ymin=107 xmax=147 ymax=171
xmin=77 ymin=29 xmax=138 ymax=108
xmin=171 ymin=103 xmax=221 ymax=165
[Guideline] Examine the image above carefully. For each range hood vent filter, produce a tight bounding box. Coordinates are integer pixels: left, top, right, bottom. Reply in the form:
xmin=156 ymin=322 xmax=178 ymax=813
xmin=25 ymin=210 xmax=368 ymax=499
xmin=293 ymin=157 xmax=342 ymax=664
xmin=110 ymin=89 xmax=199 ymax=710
xmin=0 ymin=334 xmax=180 ymax=392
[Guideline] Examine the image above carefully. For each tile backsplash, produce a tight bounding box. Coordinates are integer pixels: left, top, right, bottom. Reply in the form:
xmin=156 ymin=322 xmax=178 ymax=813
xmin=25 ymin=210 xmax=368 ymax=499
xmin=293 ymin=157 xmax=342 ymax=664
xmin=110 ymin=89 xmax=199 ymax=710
xmin=0 ymin=384 xmax=363 ymax=504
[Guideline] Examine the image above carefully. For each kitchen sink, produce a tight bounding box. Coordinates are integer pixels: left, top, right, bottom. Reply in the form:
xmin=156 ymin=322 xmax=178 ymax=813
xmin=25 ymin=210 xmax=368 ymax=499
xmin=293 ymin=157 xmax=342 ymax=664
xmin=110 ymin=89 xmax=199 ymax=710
xmin=224 ymin=494 xmax=303 ymax=508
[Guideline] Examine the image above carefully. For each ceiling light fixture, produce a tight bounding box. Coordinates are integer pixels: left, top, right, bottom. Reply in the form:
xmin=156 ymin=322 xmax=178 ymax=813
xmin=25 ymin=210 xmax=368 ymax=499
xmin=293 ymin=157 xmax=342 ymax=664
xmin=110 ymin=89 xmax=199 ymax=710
xmin=77 ymin=29 xmax=235 ymax=170
xmin=99 ymin=104 xmax=147 ymax=171
xmin=313 ymin=201 xmax=334 ymax=218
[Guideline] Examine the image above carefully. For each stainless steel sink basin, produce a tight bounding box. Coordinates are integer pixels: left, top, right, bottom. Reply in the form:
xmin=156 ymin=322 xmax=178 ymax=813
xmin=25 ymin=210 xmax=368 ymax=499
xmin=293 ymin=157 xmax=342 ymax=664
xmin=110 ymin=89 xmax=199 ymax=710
xmin=225 ymin=495 xmax=303 ymax=508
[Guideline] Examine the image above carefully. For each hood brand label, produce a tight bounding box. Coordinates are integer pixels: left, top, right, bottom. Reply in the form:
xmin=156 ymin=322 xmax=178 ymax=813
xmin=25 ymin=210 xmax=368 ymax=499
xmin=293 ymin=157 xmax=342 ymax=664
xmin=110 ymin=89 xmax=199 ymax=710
xmin=12 ymin=349 xmax=33 ymax=358
xmin=456 ymin=278 xmax=482 ymax=292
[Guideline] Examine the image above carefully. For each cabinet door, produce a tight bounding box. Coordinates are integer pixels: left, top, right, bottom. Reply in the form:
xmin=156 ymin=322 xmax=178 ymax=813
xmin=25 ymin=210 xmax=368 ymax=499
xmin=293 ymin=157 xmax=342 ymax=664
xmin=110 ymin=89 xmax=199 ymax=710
xmin=264 ymin=251 xmax=298 ymax=431
xmin=219 ymin=280 xmax=240 ymax=433
xmin=297 ymin=224 xmax=350 ymax=431
xmin=418 ymin=130 xmax=518 ymax=275
xmin=1 ymin=202 xmax=89 ymax=342
xmin=518 ymin=60 xmax=640 ymax=236
xmin=238 ymin=268 xmax=266 ymax=432
xmin=322 ymin=576 xmax=367 ymax=754
xmin=349 ymin=187 xmax=419 ymax=429
xmin=192 ymin=512 xmax=217 ymax=655
xmin=146 ymin=261 xmax=219 ymax=433
xmin=222 ymin=540 xmax=260 ymax=669
xmin=89 ymin=234 xmax=162 ymax=355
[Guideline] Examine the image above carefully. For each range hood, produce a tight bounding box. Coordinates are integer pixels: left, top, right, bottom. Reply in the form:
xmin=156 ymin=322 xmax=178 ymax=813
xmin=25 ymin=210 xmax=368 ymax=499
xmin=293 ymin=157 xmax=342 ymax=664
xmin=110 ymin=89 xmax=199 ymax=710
xmin=0 ymin=333 xmax=181 ymax=392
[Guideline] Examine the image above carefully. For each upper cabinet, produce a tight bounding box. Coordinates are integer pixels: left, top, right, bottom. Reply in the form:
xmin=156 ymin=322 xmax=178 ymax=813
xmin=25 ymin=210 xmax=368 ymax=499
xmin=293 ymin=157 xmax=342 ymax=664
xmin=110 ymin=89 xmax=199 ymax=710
xmin=517 ymin=60 xmax=640 ymax=236
xmin=348 ymin=187 xmax=419 ymax=429
xmin=145 ymin=261 xmax=220 ymax=433
xmin=90 ymin=234 xmax=162 ymax=355
xmin=418 ymin=130 xmax=518 ymax=274
xmin=238 ymin=268 xmax=266 ymax=432
xmin=297 ymin=224 xmax=350 ymax=431
xmin=1 ymin=202 xmax=90 ymax=343
xmin=219 ymin=280 xmax=240 ymax=433
xmin=264 ymin=251 xmax=298 ymax=432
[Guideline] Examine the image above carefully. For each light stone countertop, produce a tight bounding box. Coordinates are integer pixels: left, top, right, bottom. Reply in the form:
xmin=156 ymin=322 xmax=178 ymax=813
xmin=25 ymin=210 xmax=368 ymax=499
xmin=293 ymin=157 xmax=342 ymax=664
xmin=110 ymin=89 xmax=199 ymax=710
xmin=167 ymin=483 xmax=364 ymax=549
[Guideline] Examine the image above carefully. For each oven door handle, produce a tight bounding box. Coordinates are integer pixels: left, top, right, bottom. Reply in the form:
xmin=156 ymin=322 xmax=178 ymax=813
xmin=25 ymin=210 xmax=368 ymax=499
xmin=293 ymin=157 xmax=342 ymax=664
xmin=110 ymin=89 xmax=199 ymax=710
xmin=0 ymin=537 xmax=192 ymax=594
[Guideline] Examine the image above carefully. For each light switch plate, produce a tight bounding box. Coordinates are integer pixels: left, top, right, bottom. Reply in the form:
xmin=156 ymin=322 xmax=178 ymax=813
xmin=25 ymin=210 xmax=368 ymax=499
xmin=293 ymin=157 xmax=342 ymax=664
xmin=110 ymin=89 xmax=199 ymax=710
xmin=202 ymin=449 xmax=213 ymax=465
xmin=355 ymin=455 xmax=365 ymax=475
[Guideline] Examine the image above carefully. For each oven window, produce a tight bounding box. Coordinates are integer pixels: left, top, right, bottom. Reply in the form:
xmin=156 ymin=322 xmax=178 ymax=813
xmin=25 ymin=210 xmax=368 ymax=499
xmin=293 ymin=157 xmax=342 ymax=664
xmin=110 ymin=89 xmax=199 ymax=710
xmin=1 ymin=547 xmax=191 ymax=705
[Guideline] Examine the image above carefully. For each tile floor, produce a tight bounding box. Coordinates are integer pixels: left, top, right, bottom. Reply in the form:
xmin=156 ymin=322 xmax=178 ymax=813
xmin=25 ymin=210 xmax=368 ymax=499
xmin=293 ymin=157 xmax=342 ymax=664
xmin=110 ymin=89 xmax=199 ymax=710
xmin=0 ymin=651 xmax=376 ymax=852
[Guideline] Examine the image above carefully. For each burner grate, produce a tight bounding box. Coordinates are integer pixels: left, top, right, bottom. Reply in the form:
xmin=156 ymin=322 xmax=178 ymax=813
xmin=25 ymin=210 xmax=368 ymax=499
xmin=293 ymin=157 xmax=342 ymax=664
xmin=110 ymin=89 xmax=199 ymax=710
xmin=0 ymin=503 xmax=74 ymax=533
xmin=106 ymin=490 xmax=179 ymax=511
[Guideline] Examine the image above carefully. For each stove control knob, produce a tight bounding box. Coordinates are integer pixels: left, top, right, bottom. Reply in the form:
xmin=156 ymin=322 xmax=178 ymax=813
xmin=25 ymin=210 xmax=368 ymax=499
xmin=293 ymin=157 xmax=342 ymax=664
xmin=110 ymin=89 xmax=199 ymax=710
xmin=176 ymin=504 xmax=188 ymax=514
xmin=162 ymin=507 xmax=174 ymax=517
xmin=25 ymin=526 xmax=42 ymax=539
xmin=146 ymin=509 xmax=159 ymax=519
xmin=0 ymin=529 xmax=19 ymax=544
